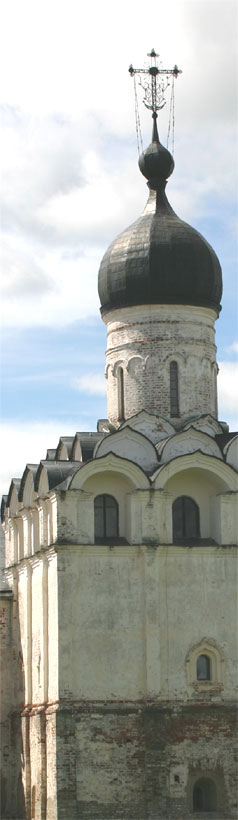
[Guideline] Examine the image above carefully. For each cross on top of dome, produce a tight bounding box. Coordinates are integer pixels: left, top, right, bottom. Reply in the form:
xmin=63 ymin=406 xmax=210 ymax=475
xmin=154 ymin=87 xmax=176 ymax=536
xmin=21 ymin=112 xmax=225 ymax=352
xmin=129 ymin=48 xmax=182 ymax=118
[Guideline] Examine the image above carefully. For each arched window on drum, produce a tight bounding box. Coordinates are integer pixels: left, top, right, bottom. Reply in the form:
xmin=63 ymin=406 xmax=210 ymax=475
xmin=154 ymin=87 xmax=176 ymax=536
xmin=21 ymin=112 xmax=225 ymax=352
xmin=117 ymin=366 xmax=125 ymax=422
xmin=170 ymin=361 xmax=179 ymax=417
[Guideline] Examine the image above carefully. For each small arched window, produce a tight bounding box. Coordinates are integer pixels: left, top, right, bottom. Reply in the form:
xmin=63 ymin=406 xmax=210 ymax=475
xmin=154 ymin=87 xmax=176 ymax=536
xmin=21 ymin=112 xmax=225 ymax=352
xmin=170 ymin=361 xmax=179 ymax=417
xmin=118 ymin=367 xmax=125 ymax=422
xmin=193 ymin=777 xmax=217 ymax=812
xmin=173 ymin=496 xmax=200 ymax=541
xmin=197 ymin=654 xmax=211 ymax=681
xmin=94 ymin=494 xmax=119 ymax=542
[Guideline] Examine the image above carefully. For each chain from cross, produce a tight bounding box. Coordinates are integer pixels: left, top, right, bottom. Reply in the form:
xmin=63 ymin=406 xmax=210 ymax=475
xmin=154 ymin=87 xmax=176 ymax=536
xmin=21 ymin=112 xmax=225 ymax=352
xmin=129 ymin=49 xmax=182 ymax=116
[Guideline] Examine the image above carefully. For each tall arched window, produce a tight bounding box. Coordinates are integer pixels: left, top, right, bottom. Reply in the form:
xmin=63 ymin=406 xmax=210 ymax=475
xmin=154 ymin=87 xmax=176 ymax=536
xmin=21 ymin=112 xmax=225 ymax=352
xmin=94 ymin=494 xmax=119 ymax=542
xmin=197 ymin=654 xmax=211 ymax=681
xmin=170 ymin=361 xmax=179 ymax=417
xmin=193 ymin=777 xmax=217 ymax=812
xmin=173 ymin=496 xmax=200 ymax=541
xmin=118 ymin=367 xmax=125 ymax=422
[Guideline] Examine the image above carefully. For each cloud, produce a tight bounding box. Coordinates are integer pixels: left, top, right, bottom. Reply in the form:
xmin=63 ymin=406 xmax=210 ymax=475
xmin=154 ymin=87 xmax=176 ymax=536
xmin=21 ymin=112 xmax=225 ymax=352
xmin=1 ymin=0 xmax=237 ymax=332
xmin=0 ymin=419 xmax=90 ymax=496
xmin=1 ymin=107 xmax=236 ymax=330
xmin=225 ymin=341 xmax=238 ymax=356
xmin=217 ymin=361 xmax=238 ymax=428
xmin=1 ymin=235 xmax=56 ymax=297
xmin=74 ymin=374 xmax=106 ymax=396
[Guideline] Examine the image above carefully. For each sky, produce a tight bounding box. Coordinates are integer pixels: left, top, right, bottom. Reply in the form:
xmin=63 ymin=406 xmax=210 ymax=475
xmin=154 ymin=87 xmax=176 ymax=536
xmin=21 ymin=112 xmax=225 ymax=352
xmin=0 ymin=0 xmax=237 ymax=496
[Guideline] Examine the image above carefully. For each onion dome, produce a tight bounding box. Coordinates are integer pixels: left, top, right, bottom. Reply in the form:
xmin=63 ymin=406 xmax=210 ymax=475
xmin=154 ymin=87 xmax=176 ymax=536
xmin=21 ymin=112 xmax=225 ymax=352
xmin=98 ymin=116 xmax=222 ymax=316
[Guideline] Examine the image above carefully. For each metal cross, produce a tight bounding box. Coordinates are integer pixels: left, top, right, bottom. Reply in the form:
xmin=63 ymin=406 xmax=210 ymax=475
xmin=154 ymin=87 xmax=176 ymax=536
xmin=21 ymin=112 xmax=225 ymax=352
xmin=129 ymin=49 xmax=182 ymax=116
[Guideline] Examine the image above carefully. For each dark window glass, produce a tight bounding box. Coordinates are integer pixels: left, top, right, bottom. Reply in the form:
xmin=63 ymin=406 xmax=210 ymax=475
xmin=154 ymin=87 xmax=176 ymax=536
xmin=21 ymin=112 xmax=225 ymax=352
xmin=173 ymin=496 xmax=200 ymax=541
xmin=197 ymin=654 xmax=211 ymax=681
xmin=193 ymin=778 xmax=217 ymax=812
xmin=170 ymin=361 xmax=179 ymax=417
xmin=94 ymin=494 xmax=118 ymax=541
xmin=118 ymin=367 xmax=125 ymax=422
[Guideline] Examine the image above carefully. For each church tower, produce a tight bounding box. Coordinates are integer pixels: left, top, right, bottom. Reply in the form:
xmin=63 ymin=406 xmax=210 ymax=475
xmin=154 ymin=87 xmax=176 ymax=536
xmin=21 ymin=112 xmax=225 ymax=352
xmin=1 ymin=50 xmax=237 ymax=820
xmin=99 ymin=105 xmax=222 ymax=428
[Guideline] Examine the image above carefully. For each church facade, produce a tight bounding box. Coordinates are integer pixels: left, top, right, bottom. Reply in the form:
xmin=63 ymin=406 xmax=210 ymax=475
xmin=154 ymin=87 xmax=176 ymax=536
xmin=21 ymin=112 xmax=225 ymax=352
xmin=1 ymin=89 xmax=237 ymax=819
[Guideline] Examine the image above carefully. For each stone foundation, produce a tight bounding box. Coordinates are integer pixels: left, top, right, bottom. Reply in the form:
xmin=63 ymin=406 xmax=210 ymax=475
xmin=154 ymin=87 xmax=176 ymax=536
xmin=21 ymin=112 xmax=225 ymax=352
xmin=6 ymin=701 xmax=236 ymax=819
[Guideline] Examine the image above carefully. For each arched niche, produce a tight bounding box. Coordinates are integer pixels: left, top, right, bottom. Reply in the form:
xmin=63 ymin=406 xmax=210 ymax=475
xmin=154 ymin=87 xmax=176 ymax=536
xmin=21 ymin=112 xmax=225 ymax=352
xmin=69 ymin=453 xmax=150 ymax=493
xmin=152 ymin=453 xmax=237 ymax=544
xmin=187 ymin=768 xmax=226 ymax=816
xmin=127 ymin=355 xmax=145 ymax=378
xmin=153 ymin=452 xmax=237 ymax=492
xmin=112 ymin=359 xmax=126 ymax=377
xmin=69 ymin=453 xmax=150 ymax=544
xmin=193 ymin=776 xmax=217 ymax=812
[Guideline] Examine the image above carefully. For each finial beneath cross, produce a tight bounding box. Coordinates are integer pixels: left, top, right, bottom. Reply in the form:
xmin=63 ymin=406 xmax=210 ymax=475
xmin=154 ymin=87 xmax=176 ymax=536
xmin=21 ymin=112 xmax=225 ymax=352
xmin=129 ymin=49 xmax=182 ymax=118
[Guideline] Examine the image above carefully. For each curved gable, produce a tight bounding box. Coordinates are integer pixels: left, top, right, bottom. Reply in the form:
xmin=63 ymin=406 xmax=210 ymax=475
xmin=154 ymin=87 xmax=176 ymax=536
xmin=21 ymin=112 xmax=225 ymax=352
xmin=7 ymin=479 xmax=21 ymax=515
xmin=94 ymin=427 xmax=158 ymax=472
xmin=120 ymin=411 xmax=175 ymax=443
xmin=71 ymin=434 xmax=83 ymax=462
xmin=69 ymin=452 xmax=150 ymax=491
xmin=19 ymin=464 xmax=38 ymax=506
xmin=224 ymin=436 xmax=238 ymax=471
xmin=55 ymin=439 xmax=70 ymax=461
xmin=152 ymin=451 xmax=238 ymax=491
xmin=158 ymin=428 xmax=222 ymax=463
xmin=184 ymin=415 xmax=224 ymax=437
xmin=35 ymin=463 xmax=50 ymax=496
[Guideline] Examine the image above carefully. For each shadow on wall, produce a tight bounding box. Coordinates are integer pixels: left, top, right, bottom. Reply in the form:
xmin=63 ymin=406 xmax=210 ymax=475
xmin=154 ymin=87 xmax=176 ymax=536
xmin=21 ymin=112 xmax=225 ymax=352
xmin=0 ymin=588 xmax=26 ymax=819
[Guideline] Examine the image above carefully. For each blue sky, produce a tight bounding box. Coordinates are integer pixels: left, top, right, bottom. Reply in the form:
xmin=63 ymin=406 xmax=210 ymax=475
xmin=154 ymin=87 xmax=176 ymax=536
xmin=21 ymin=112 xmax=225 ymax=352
xmin=0 ymin=0 xmax=237 ymax=495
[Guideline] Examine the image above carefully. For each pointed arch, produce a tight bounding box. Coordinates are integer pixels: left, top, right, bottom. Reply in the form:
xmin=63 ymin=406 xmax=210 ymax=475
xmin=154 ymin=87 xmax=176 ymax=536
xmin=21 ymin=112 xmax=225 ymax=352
xmin=69 ymin=452 xmax=150 ymax=491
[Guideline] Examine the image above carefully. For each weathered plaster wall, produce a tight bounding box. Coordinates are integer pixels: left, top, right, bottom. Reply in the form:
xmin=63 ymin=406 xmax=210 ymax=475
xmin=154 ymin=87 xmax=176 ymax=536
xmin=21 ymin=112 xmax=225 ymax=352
xmin=57 ymin=544 xmax=237 ymax=702
xmin=1 ymin=497 xmax=237 ymax=818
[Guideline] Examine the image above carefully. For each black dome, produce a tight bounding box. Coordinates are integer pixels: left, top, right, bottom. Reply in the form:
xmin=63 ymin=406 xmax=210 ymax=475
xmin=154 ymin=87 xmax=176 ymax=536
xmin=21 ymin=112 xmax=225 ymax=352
xmin=98 ymin=127 xmax=222 ymax=316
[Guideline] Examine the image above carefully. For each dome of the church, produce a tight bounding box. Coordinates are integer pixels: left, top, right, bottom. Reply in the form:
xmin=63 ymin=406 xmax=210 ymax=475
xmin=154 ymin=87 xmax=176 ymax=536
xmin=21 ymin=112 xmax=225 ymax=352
xmin=98 ymin=121 xmax=222 ymax=316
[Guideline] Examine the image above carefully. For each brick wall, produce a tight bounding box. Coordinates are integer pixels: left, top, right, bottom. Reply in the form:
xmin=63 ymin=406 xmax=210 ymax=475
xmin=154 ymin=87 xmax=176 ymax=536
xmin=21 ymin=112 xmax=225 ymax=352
xmin=47 ymin=702 xmax=237 ymax=819
xmin=103 ymin=304 xmax=218 ymax=426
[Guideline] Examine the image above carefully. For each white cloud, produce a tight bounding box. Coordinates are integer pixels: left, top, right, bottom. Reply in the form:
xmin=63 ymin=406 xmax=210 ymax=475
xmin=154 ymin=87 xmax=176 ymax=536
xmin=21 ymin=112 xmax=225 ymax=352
xmin=0 ymin=0 xmax=237 ymax=332
xmin=74 ymin=374 xmax=106 ymax=396
xmin=217 ymin=361 xmax=238 ymax=428
xmin=0 ymin=419 xmax=90 ymax=497
xmin=225 ymin=341 xmax=238 ymax=356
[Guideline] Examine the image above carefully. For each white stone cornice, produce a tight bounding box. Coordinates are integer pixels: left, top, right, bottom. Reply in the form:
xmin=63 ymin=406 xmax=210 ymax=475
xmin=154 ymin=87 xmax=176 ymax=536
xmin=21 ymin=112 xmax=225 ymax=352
xmin=104 ymin=304 xmax=217 ymax=325
xmin=17 ymin=559 xmax=32 ymax=577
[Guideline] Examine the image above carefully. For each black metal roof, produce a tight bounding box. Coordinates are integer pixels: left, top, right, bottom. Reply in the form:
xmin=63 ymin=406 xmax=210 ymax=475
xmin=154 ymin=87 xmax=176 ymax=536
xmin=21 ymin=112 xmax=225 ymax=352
xmin=98 ymin=134 xmax=222 ymax=316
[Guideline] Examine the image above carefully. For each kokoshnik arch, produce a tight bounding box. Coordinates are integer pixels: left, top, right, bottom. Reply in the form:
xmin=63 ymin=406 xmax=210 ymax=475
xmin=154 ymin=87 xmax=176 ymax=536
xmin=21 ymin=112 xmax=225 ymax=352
xmin=1 ymin=49 xmax=237 ymax=820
